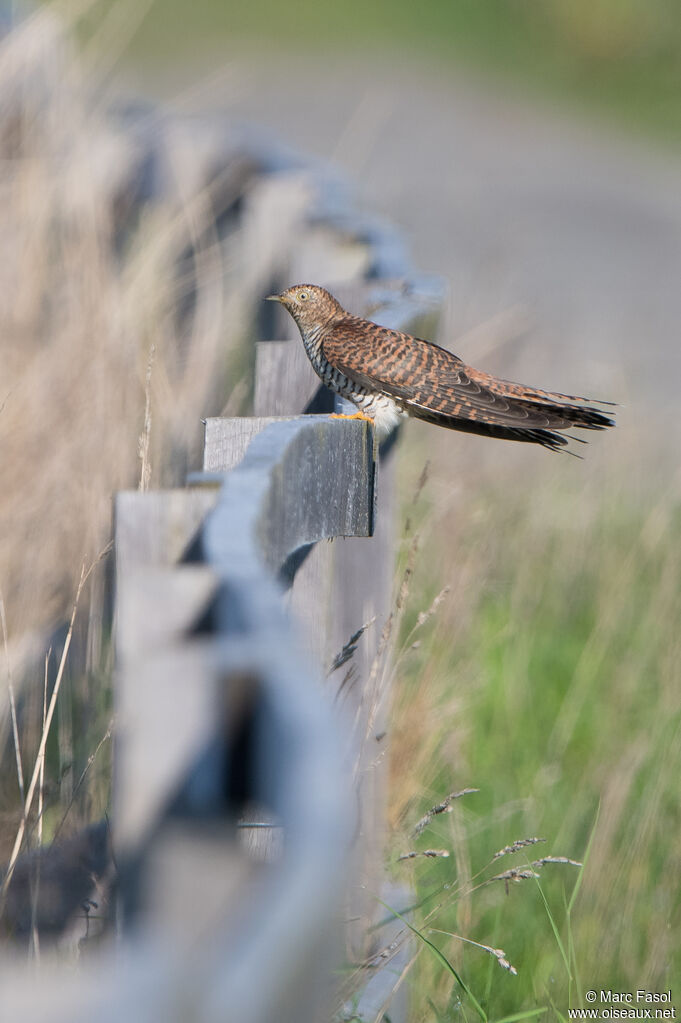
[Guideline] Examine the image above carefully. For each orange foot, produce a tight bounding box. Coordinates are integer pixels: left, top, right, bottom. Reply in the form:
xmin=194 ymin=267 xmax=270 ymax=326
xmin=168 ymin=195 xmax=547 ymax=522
xmin=330 ymin=411 xmax=375 ymax=425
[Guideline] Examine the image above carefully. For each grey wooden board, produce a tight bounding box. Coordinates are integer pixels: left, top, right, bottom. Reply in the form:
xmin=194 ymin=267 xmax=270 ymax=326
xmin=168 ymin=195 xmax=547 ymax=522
xmin=201 ymin=411 xmax=385 ymax=961
xmin=254 ymin=417 xmax=375 ymax=571
xmin=202 ymin=414 xmax=393 ymax=962
xmin=111 ymin=596 xmax=352 ymax=1023
xmin=253 ymin=340 xmax=321 ymax=417
xmin=114 ymin=489 xmax=218 ymax=576
xmin=114 ymin=489 xmax=221 ymax=851
xmin=116 ymin=565 xmax=218 ymax=665
xmin=141 ymin=823 xmax=253 ymax=947
xmin=285 ymin=446 xmax=396 ymax=961
xmin=194 ymin=448 xmax=357 ymax=1023
xmin=250 ymin=354 xmax=406 ymax=964
xmin=202 ymin=416 xmax=375 ymax=576
xmin=203 ymin=415 xmax=294 ymax=472
xmin=114 ymin=640 xmax=222 ymax=849
xmin=115 ymin=416 xmax=370 ymax=860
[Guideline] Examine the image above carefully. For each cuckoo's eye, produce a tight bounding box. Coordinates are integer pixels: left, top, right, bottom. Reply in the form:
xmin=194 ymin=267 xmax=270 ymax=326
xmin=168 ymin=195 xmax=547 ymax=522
xmin=298 ymin=290 xmax=309 ymax=302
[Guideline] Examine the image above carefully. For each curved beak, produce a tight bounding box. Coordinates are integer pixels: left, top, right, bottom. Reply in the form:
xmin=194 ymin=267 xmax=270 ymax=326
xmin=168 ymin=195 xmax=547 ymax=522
xmin=265 ymin=294 xmax=283 ymax=303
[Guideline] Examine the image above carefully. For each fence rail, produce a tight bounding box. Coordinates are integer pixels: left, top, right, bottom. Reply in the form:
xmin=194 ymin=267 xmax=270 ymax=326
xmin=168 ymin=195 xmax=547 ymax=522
xmin=0 ymin=66 xmax=445 ymax=1019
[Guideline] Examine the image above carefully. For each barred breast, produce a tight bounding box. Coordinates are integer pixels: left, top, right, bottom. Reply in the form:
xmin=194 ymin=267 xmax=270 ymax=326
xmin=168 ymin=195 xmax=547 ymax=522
xmin=302 ymin=328 xmax=406 ymax=436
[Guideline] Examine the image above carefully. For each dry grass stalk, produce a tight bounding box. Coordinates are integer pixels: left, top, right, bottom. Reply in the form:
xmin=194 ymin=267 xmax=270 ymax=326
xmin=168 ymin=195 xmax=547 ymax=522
xmin=137 ymin=341 xmax=156 ymax=492
xmin=0 ymin=592 xmax=24 ymax=807
xmin=354 ymin=533 xmax=422 ymax=768
xmin=0 ymin=5 xmax=309 ymax=662
xmin=29 ymin=651 xmax=50 ymax=961
xmin=531 ymin=855 xmax=582 ymax=868
xmin=397 ymin=849 xmax=450 ymax=862
xmin=411 ymin=460 xmax=430 ymax=506
xmin=412 ymin=788 xmax=479 ymax=837
xmin=493 ymin=837 xmax=546 ymax=860
xmin=429 ymin=929 xmax=519 ymax=977
xmin=328 ymin=617 xmax=376 ymax=676
xmin=0 ymin=549 xmax=103 ymax=913
xmin=414 ymin=587 xmax=451 ymax=631
xmin=52 ymin=719 xmax=114 ymax=844
xmin=0 ymin=6 xmax=316 ymax=876
xmin=487 ymin=867 xmax=540 ymax=886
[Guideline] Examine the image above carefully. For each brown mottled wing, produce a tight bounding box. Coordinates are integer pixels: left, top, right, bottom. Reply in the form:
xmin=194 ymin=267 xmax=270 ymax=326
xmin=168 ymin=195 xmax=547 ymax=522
xmin=322 ymin=317 xmax=614 ymax=448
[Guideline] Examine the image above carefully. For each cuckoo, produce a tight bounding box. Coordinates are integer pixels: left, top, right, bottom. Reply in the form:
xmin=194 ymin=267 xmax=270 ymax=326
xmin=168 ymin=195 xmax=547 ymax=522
xmin=267 ymin=285 xmax=615 ymax=450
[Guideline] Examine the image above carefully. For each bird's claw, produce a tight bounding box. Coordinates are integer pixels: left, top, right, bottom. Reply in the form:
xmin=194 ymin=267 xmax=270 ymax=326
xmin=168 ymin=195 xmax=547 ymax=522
xmin=330 ymin=411 xmax=375 ymax=424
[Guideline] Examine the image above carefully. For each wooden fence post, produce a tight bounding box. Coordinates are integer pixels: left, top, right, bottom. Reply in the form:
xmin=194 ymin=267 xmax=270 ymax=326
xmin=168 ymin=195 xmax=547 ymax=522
xmin=0 ymin=81 xmax=445 ymax=1015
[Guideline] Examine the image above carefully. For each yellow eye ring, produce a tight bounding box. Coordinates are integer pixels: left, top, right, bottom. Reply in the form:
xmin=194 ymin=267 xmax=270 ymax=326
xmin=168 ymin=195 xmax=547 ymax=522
xmin=298 ymin=290 xmax=309 ymax=302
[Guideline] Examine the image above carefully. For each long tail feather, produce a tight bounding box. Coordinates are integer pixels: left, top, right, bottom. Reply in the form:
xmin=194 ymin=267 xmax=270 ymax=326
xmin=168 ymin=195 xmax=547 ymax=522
xmin=413 ymin=409 xmax=570 ymax=450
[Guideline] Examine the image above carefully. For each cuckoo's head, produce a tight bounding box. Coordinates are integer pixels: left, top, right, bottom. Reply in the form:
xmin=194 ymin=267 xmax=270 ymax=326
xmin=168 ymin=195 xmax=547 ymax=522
xmin=266 ymin=284 xmax=344 ymax=334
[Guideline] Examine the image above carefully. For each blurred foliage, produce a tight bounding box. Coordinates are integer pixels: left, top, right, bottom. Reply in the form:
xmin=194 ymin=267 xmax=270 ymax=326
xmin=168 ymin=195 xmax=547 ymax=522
xmin=389 ymin=446 xmax=681 ymax=1019
xmin=0 ymin=3 xmax=305 ymax=859
xmin=111 ymin=0 xmax=681 ymax=142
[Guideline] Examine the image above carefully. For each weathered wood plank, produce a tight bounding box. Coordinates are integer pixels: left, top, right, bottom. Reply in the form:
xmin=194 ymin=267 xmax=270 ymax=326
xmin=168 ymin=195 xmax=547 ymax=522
xmin=114 ymin=490 xmax=223 ymax=856
xmin=202 ymin=416 xmax=375 ymax=577
xmin=114 ymin=493 xmax=225 ymax=844
xmin=253 ymin=342 xmax=324 ymax=417
xmin=283 ymin=455 xmax=395 ymax=962
xmin=115 ymin=489 xmax=218 ymax=576
xmin=115 ymin=565 xmax=218 ymax=664
xmin=200 ymin=412 xmax=387 ymax=965
xmin=203 ymin=415 xmax=291 ymax=472
xmin=114 ymin=641 xmax=222 ymax=849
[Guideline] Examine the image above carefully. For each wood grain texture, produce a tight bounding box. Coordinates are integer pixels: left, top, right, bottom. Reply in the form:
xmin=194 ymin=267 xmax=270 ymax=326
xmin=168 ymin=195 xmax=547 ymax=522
xmin=115 ymin=489 xmax=218 ymax=576
xmin=203 ymin=415 xmax=283 ymax=472
xmin=253 ymin=341 xmax=323 ymax=417
xmin=203 ymin=415 xmax=375 ymax=575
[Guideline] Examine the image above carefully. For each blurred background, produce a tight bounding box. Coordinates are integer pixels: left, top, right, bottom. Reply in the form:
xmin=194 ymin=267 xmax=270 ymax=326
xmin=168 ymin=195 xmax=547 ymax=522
xmin=2 ymin=0 xmax=680 ymax=1018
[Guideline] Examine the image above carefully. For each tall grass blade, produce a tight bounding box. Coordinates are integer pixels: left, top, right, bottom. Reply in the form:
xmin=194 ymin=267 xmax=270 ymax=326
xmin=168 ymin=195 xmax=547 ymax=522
xmin=378 ymin=897 xmax=488 ymax=1023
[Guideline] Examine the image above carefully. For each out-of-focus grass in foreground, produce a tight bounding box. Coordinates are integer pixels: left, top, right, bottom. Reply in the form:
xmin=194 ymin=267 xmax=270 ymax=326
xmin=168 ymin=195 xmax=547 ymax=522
xmin=0 ymin=6 xmax=300 ymax=860
xmin=389 ymin=442 xmax=681 ymax=1018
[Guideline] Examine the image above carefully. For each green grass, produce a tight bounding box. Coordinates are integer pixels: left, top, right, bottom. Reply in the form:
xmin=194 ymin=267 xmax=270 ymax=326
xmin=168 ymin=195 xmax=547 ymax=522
xmin=389 ymin=451 xmax=681 ymax=1019
xmin=110 ymin=0 xmax=681 ymax=144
